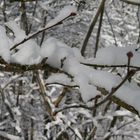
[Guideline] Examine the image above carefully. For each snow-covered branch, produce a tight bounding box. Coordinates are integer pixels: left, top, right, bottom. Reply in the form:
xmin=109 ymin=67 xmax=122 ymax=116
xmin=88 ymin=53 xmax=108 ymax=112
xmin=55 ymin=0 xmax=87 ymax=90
xmin=120 ymin=0 xmax=140 ymax=6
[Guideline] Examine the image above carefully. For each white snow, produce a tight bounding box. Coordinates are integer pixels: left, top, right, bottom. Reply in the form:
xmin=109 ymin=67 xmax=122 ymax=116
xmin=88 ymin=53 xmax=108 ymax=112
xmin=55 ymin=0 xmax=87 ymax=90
xmin=84 ymin=46 xmax=140 ymax=66
xmin=89 ymin=70 xmax=121 ymax=92
xmin=46 ymin=5 xmax=77 ymax=28
xmin=46 ymin=73 xmax=74 ymax=85
xmin=0 ymin=131 xmax=22 ymax=140
xmin=40 ymin=37 xmax=75 ymax=68
xmin=40 ymin=37 xmax=140 ymax=112
xmin=0 ymin=26 xmax=10 ymax=62
xmin=11 ymin=39 xmax=41 ymax=65
xmin=0 ymin=19 xmax=140 ymax=114
xmin=41 ymin=37 xmax=100 ymax=102
xmin=5 ymin=21 xmax=26 ymax=43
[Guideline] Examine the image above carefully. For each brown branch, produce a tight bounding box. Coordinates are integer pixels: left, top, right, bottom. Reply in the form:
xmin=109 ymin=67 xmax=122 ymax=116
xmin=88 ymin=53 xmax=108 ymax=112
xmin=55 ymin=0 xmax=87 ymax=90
xmin=0 ymin=87 xmax=15 ymax=120
xmin=53 ymin=104 xmax=91 ymax=116
xmin=97 ymin=87 xmax=139 ymax=116
xmin=120 ymin=0 xmax=140 ymax=6
xmin=2 ymin=0 xmax=7 ymax=22
xmin=1 ymin=56 xmax=140 ymax=73
xmin=20 ymin=1 xmax=29 ymax=35
xmin=40 ymin=10 xmax=48 ymax=46
xmin=81 ymin=0 xmax=106 ymax=56
xmin=28 ymin=0 xmax=37 ymax=34
xmin=94 ymin=0 xmax=105 ymax=57
xmin=53 ymin=87 xmax=68 ymax=108
xmin=10 ymin=13 xmax=76 ymax=51
xmin=45 ymin=82 xmax=79 ymax=88
xmin=95 ymin=70 xmax=136 ymax=108
xmin=86 ymin=127 xmax=97 ymax=140
xmin=81 ymin=62 xmax=140 ymax=69
xmin=105 ymin=10 xmax=118 ymax=46
xmin=35 ymin=71 xmax=55 ymax=121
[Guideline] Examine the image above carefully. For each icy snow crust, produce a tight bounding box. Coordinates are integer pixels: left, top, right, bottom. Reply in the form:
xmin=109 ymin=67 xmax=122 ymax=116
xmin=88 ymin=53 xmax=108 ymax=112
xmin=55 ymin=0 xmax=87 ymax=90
xmin=1 ymin=5 xmax=140 ymax=114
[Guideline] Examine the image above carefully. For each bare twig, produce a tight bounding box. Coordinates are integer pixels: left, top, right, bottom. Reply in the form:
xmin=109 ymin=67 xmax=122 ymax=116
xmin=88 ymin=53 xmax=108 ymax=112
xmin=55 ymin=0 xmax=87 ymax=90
xmin=105 ymin=10 xmax=118 ymax=46
xmin=104 ymin=119 xmax=135 ymax=140
xmin=95 ymin=70 xmax=136 ymax=108
xmin=0 ymin=58 xmax=140 ymax=73
xmin=10 ymin=13 xmax=76 ymax=51
xmin=137 ymin=6 xmax=140 ymax=44
xmin=40 ymin=10 xmax=48 ymax=46
xmin=126 ymin=52 xmax=133 ymax=76
xmin=97 ymin=87 xmax=139 ymax=116
xmin=81 ymin=0 xmax=106 ymax=56
xmin=20 ymin=1 xmax=29 ymax=35
xmin=2 ymin=0 xmax=7 ymax=22
xmin=120 ymin=0 xmax=140 ymax=6
xmin=28 ymin=0 xmax=38 ymax=34
xmin=104 ymin=105 xmax=121 ymax=140
xmin=86 ymin=127 xmax=97 ymax=140
xmin=81 ymin=62 xmax=140 ymax=70
xmin=45 ymin=82 xmax=78 ymax=88
xmin=35 ymin=71 xmax=55 ymax=121
xmin=53 ymin=104 xmax=91 ymax=115
xmin=94 ymin=0 xmax=105 ymax=58
xmin=0 ymin=87 xmax=15 ymax=120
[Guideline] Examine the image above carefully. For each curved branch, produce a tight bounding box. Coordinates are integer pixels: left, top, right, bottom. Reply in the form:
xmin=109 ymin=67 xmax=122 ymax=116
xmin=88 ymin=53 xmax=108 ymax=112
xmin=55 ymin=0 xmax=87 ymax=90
xmin=81 ymin=62 xmax=140 ymax=69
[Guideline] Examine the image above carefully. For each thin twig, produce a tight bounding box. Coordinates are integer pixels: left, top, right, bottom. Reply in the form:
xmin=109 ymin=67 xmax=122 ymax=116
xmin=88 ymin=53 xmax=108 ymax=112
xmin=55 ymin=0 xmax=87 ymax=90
xmin=86 ymin=127 xmax=97 ymax=140
xmin=120 ymin=0 xmax=140 ymax=6
xmin=54 ymin=104 xmax=91 ymax=115
xmin=0 ymin=87 xmax=15 ymax=120
xmin=2 ymin=0 xmax=7 ymax=22
xmin=53 ymin=87 xmax=68 ymax=107
xmin=28 ymin=0 xmax=38 ymax=34
xmin=95 ymin=70 xmax=136 ymax=108
xmin=81 ymin=0 xmax=106 ymax=56
xmin=35 ymin=71 xmax=55 ymax=121
xmin=94 ymin=0 xmax=105 ymax=57
xmin=40 ymin=10 xmax=48 ymax=46
xmin=45 ymin=82 xmax=79 ymax=88
xmin=104 ymin=105 xmax=121 ymax=140
xmin=10 ymin=13 xmax=76 ymax=51
xmin=81 ymin=62 xmax=140 ymax=70
xmin=105 ymin=10 xmax=118 ymax=46
xmin=20 ymin=1 xmax=29 ymax=35
xmin=137 ymin=6 xmax=140 ymax=44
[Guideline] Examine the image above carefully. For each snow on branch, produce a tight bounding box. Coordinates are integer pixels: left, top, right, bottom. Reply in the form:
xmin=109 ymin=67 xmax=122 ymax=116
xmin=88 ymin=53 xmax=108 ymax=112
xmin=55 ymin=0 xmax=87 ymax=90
xmin=120 ymin=0 xmax=140 ymax=6
xmin=0 ymin=131 xmax=22 ymax=140
xmin=10 ymin=5 xmax=77 ymax=51
xmin=0 ymin=3 xmax=140 ymax=117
